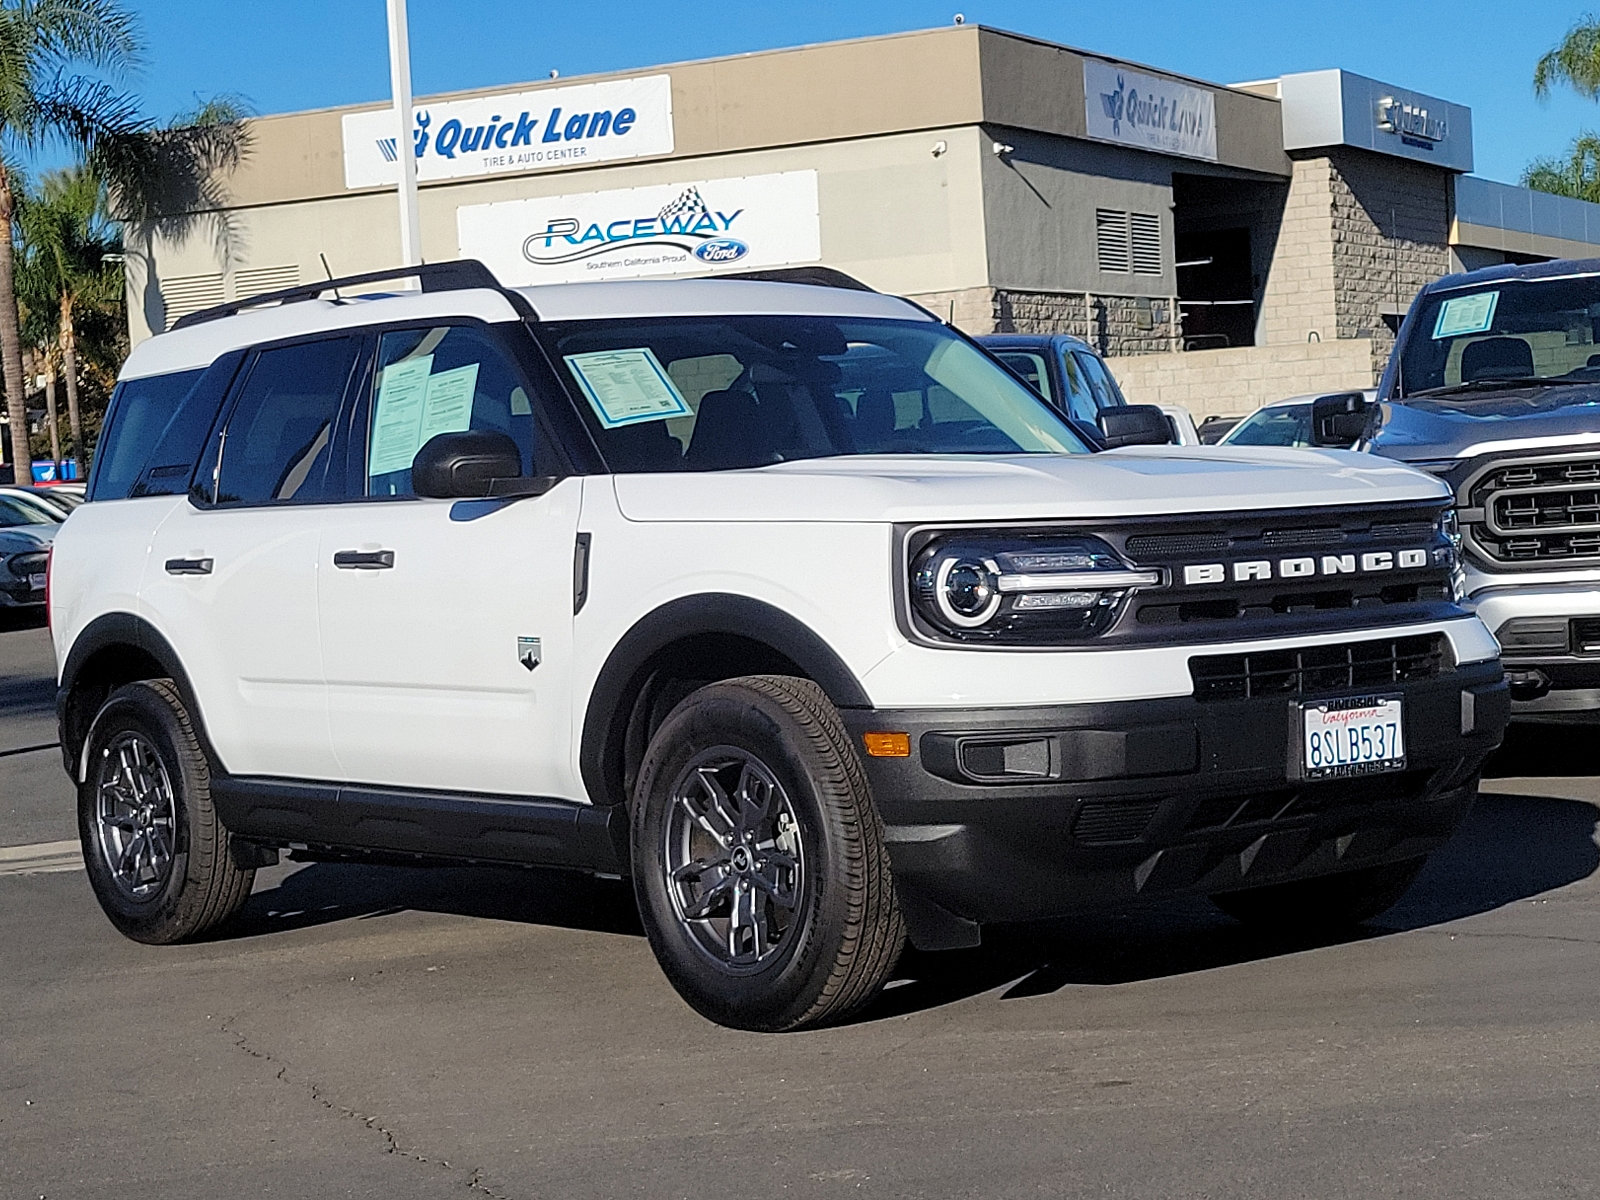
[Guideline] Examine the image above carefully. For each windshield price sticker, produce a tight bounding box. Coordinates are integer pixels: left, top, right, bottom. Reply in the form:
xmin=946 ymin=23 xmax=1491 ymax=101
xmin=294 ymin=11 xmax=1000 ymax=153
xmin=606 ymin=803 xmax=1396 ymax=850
xmin=1301 ymin=696 xmax=1405 ymax=779
xmin=565 ymin=347 xmax=691 ymax=428
xmin=1433 ymin=291 xmax=1499 ymax=339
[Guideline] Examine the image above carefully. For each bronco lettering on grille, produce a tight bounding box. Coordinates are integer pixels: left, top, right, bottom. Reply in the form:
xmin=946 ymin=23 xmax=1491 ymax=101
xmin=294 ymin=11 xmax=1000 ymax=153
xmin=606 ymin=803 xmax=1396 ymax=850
xmin=1181 ymin=549 xmax=1430 ymax=586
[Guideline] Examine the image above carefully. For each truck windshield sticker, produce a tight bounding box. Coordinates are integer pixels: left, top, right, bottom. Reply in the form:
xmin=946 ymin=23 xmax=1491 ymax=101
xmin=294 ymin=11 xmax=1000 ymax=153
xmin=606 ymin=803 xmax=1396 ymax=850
xmin=564 ymin=347 xmax=691 ymax=428
xmin=369 ymin=357 xmax=482 ymax=476
xmin=1433 ymin=291 xmax=1499 ymax=339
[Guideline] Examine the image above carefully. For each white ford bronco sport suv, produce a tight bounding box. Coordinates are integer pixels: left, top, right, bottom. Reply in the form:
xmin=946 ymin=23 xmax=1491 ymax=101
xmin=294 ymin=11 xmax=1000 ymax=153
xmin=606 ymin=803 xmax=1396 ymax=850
xmin=52 ymin=261 xmax=1507 ymax=1031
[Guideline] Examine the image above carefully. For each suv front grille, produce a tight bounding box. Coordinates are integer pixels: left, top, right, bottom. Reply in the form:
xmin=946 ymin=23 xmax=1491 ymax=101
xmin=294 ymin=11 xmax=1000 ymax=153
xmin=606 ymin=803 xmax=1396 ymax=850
xmin=1467 ymin=455 xmax=1600 ymax=566
xmin=1189 ymin=633 xmax=1446 ymax=702
xmin=1106 ymin=503 xmax=1454 ymax=640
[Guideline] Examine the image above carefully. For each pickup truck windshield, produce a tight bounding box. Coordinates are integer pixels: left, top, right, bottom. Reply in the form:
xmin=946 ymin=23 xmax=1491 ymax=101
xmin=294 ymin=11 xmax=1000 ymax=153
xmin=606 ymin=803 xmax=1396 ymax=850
xmin=1397 ymin=275 xmax=1600 ymax=397
xmin=535 ymin=315 xmax=1091 ymax=472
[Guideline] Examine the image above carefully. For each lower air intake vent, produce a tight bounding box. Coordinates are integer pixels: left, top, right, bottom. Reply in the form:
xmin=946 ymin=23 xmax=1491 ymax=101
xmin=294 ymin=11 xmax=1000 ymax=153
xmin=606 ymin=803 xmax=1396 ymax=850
xmin=1189 ymin=634 xmax=1446 ymax=702
xmin=1073 ymin=799 xmax=1161 ymax=845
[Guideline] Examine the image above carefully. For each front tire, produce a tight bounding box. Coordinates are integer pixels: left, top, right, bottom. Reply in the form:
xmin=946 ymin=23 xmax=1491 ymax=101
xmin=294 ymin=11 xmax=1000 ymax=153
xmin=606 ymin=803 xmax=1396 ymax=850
xmin=1211 ymin=857 xmax=1427 ymax=933
xmin=77 ymin=679 xmax=255 ymax=944
xmin=631 ymin=675 xmax=905 ymax=1032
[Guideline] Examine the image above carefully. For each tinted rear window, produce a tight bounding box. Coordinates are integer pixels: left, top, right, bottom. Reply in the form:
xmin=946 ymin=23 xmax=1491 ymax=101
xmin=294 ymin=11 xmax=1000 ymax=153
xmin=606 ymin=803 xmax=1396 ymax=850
xmin=89 ymin=369 xmax=206 ymax=501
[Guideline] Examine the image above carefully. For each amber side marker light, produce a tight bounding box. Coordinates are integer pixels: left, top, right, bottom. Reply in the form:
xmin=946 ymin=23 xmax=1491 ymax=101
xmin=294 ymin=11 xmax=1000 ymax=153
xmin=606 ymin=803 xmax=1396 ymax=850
xmin=863 ymin=731 xmax=911 ymax=758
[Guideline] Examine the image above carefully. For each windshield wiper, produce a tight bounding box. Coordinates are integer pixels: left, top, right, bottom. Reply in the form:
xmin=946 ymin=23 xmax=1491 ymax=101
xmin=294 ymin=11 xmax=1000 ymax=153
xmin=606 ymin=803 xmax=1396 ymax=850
xmin=1407 ymin=376 xmax=1596 ymax=397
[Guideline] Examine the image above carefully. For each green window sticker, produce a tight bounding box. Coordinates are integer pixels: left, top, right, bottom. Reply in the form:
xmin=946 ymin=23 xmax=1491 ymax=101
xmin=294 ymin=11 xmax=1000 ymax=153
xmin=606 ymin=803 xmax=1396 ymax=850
xmin=565 ymin=348 xmax=692 ymax=429
xmin=1433 ymin=291 xmax=1499 ymax=339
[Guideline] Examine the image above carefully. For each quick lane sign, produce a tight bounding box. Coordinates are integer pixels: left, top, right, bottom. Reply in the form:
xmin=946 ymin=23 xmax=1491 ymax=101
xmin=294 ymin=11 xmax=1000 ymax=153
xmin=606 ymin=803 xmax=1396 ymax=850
xmin=1083 ymin=59 xmax=1218 ymax=162
xmin=456 ymin=171 xmax=822 ymax=286
xmin=342 ymin=75 xmax=674 ymax=189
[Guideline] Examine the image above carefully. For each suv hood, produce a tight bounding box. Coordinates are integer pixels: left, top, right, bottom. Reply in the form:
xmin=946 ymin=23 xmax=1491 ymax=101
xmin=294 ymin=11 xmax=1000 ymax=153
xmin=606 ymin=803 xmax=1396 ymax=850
xmin=613 ymin=446 xmax=1448 ymax=524
xmin=1372 ymin=385 xmax=1600 ymax=460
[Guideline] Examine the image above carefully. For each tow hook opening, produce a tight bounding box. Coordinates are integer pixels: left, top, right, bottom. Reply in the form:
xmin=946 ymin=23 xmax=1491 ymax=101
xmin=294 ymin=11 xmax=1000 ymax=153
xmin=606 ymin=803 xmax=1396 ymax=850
xmin=1506 ymin=668 xmax=1552 ymax=702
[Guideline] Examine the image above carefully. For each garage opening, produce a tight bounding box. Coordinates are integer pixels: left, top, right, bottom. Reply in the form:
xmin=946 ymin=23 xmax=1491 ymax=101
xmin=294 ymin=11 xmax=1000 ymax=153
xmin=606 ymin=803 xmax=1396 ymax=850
xmin=1172 ymin=173 xmax=1289 ymax=351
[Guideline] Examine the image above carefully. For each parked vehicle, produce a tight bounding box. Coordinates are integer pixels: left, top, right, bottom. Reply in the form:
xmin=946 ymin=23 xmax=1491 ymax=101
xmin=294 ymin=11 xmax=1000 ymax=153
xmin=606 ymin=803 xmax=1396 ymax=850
xmin=1197 ymin=414 xmax=1244 ymax=444
xmin=0 ymin=518 xmax=54 ymax=611
xmin=977 ymin=333 xmax=1191 ymax=448
xmin=1320 ymin=257 xmax=1600 ymax=722
xmin=52 ymin=261 xmax=1506 ymax=1031
xmin=2 ymin=484 xmax=80 ymax=517
xmin=1222 ymin=391 xmax=1377 ymax=450
xmin=0 ymin=487 xmax=66 ymax=523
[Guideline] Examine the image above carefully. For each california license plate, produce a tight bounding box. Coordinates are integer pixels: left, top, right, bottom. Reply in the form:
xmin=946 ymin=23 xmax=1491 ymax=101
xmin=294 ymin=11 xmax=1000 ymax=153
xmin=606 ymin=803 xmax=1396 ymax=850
xmin=27 ymin=572 xmax=44 ymax=591
xmin=1300 ymin=696 xmax=1404 ymax=779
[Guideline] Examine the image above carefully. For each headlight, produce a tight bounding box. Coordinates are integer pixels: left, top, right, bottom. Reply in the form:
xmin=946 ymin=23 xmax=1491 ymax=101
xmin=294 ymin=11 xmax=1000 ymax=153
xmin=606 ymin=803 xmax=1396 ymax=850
xmin=910 ymin=533 xmax=1159 ymax=644
xmin=1437 ymin=507 xmax=1466 ymax=601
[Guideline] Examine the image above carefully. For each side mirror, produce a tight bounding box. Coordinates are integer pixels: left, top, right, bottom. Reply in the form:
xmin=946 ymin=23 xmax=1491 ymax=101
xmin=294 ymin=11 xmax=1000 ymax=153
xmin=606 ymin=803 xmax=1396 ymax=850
xmin=1310 ymin=392 xmax=1371 ymax=447
xmin=1097 ymin=404 xmax=1174 ymax=449
xmin=412 ymin=430 xmax=525 ymax=499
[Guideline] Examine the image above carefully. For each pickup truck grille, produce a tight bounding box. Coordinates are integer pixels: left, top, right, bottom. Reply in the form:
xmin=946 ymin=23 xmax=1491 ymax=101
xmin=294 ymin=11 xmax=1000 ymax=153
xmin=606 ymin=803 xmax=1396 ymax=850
xmin=1467 ymin=455 xmax=1600 ymax=566
xmin=1189 ymin=633 xmax=1446 ymax=702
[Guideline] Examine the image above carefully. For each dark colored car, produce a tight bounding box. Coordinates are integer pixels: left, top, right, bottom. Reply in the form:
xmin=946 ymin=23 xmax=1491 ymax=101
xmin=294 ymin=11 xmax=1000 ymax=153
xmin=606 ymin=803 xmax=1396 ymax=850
xmin=977 ymin=333 xmax=1180 ymax=448
xmin=0 ymin=498 xmax=55 ymax=607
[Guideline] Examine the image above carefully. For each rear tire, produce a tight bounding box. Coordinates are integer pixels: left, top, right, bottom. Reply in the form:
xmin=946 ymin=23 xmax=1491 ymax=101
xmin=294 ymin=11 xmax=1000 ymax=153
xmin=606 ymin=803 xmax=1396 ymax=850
xmin=77 ymin=679 xmax=254 ymax=944
xmin=631 ymin=675 xmax=905 ymax=1032
xmin=1211 ymin=857 xmax=1427 ymax=933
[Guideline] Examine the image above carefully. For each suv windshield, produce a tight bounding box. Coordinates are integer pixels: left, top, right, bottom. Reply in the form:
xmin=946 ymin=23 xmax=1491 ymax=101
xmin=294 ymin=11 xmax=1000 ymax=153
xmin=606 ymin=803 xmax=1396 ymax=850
xmin=536 ymin=316 xmax=1090 ymax=472
xmin=1398 ymin=275 xmax=1600 ymax=396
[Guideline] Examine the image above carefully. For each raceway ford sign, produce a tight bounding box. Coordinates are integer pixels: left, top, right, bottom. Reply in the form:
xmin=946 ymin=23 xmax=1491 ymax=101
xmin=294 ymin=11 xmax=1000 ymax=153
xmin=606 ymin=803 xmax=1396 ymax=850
xmin=456 ymin=171 xmax=822 ymax=286
xmin=342 ymin=75 xmax=674 ymax=188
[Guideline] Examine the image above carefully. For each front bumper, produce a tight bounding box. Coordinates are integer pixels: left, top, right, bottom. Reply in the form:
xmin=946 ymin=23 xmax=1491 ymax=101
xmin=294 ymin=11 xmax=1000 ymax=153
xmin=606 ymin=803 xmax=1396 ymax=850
xmin=843 ymin=659 xmax=1506 ymax=940
xmin=1469 ymin=581 xmax=1600 ymax=718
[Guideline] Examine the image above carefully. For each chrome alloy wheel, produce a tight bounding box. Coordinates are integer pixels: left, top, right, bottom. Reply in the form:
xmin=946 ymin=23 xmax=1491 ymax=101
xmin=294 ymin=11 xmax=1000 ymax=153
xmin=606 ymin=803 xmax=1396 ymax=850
xmin=93 ymin=732 xmax=178 ymax=901
xmin=662 ymin=749 xmax=806 ymax=972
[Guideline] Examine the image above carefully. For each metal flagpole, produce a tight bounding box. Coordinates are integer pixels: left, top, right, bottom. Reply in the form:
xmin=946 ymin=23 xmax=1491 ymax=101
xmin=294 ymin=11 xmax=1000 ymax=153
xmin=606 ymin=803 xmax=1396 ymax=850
xmin=386 ymin=0 xmax=423 ymax=266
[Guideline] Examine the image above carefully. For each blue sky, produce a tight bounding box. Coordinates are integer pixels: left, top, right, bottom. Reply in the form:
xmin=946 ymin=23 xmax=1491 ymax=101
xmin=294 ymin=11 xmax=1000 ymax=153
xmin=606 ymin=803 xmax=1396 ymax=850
xmin=100 ymin=1 xmax=1600 ymax=185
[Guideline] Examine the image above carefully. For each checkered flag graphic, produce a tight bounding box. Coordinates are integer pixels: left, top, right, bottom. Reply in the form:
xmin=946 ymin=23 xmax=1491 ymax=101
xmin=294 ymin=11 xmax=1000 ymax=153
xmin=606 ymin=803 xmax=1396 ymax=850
xmin=657 ymin=186 xmax=710 ymax=224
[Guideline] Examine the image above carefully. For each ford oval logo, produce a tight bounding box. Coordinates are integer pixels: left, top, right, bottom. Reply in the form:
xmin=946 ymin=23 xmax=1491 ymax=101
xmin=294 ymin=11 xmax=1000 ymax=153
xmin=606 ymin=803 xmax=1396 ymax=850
xmin=694 ymin=238 xmax=749 ymax=263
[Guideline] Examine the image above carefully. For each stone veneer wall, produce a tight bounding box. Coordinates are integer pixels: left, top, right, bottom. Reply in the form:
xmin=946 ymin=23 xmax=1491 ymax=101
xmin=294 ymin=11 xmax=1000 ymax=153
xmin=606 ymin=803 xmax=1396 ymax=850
xmin=909 ymin=287 xmax=1176 ymax=355
xmin=1107 ymin=339 xmax=1377 ymax=420
xmin=1327 ymin=149 xmax=1451 ymax=372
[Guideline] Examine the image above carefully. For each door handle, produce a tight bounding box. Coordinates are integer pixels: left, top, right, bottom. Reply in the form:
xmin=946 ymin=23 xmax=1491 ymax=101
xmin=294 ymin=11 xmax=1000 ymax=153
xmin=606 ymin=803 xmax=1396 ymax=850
xmin=333 ymin=549 xmax=395 ymax=570
xmin=164 ymin=557 xmax=213 ymax=576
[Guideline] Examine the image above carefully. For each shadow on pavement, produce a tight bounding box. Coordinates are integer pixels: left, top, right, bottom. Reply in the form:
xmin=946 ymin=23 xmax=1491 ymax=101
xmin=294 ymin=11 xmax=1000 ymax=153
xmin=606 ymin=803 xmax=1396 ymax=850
xmin=229 ymin=860 xmax=642 ymax=942
xmin=226 ymin=776 xmax=1598 ymax=1024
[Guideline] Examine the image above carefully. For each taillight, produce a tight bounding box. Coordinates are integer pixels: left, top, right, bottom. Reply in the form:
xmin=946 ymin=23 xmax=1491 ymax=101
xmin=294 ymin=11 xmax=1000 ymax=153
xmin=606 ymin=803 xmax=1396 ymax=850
xmin=44 ymin=545 xmax=52 ymax=632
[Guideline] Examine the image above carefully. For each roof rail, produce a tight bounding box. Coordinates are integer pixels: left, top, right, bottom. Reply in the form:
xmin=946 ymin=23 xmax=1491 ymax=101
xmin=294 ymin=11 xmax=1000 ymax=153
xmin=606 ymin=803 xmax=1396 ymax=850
xmin=170 ymin=258 xmax=536 ymax=330
xmin=715 ymin=266 xmax=877 ymax=292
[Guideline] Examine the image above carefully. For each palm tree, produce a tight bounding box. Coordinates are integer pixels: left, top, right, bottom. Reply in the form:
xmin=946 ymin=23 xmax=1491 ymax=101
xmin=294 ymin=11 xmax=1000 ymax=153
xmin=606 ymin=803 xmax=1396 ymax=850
xmin=0 ymin=0 xmax=142 ymax=478
xmin=15 ymin=164 xmax=120 ymax=473
xmin=1521 ymin=134 xmax=1600 ymax=203
xmin=1536 ymin=17 xmax=1600 ymax=100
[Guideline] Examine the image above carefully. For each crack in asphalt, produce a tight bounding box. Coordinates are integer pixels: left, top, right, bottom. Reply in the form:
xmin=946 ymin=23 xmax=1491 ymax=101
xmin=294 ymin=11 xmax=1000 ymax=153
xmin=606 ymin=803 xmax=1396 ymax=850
xmin=219 ymin=1011 xmax=519 ymax=1199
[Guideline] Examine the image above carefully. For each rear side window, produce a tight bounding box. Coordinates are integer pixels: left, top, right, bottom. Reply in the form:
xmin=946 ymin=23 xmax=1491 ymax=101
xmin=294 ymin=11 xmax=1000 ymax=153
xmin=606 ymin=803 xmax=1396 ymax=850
xmin=88 ymin=369 xmax=206 ymax=501
xmin=205 ymin=337 xmax=362 ymax=506
xmin=993 ymin=351 xmax=1052 ymax=402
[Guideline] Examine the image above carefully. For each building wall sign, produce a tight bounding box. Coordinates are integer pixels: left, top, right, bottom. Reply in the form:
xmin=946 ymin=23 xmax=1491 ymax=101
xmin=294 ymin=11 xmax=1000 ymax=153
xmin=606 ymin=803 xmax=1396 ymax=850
xmin=456 ymin=170 xmax=821 ymax=285
xmin=342 ymin=75 xmax=674 ymax=189
xmin=1083 ymin=59 xmax=1218 ymax=162
xmin=1278 ymin=70 xmax=1473 ymax=173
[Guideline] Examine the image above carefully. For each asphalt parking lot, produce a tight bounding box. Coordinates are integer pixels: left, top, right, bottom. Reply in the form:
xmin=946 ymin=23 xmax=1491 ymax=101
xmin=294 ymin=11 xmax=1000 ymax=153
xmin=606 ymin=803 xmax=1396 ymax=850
xmin=2 ymin=610 xmax=1598 ymax=1200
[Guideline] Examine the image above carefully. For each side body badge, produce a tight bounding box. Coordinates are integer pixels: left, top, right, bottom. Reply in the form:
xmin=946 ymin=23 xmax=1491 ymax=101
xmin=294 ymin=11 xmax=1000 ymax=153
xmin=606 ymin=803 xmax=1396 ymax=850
xmin=518 ymin=636 xmax=542 ymax=671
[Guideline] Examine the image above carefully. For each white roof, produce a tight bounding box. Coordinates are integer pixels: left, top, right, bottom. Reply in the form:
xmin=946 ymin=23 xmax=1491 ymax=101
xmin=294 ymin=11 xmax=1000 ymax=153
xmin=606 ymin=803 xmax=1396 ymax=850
xmin=121 ymin=277 xmax=931 ymax=380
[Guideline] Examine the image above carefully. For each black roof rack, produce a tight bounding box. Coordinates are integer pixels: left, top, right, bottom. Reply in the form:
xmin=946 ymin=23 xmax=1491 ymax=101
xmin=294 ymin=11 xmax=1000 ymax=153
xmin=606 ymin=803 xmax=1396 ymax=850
xmin=715 ymin=266 xmax=876 ymax=292
xmin=170 ymin=258 xmax=536 ymax=330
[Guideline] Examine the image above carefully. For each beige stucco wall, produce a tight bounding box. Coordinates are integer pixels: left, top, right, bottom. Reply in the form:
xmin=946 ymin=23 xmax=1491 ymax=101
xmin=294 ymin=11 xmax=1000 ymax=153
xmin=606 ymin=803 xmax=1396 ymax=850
xmin=123 ymin=124 xmax=992 ymax=341
xmin=1108 ymin=338 xmax=1377 ymax=419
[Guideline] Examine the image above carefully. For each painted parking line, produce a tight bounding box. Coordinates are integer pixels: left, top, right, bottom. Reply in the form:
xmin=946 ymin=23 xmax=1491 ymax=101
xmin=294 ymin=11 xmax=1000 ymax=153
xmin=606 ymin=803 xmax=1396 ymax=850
xmin=0 ymin=839 xmax=82 ymax=877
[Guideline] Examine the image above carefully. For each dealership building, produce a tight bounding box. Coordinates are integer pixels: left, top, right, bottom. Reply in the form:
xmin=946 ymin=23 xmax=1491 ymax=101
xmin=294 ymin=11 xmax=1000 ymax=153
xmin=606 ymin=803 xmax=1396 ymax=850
xmin=125 ymin=24 xmax=1600 ymax=415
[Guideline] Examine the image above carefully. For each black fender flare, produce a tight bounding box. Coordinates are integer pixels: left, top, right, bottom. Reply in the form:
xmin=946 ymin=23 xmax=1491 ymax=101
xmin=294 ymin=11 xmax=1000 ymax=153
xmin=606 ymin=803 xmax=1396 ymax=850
xmin=578 ymin=594 xmax=872 ymax=807
xmin=57 ymin=612 xmax=214 ymax=780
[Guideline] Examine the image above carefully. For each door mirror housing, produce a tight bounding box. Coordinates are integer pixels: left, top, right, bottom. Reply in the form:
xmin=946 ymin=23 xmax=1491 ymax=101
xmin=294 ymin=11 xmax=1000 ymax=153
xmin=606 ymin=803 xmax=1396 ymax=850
xmin=1310 ymin=392 xmax=1372 ymax=447
xmin=1097 ymin=404 xmax=1174 ymax=449
xmin=412 ymin=430 xmax=547 ymax=499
